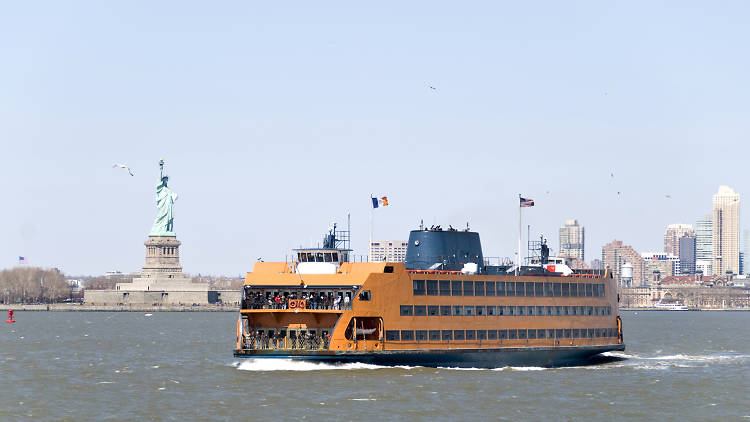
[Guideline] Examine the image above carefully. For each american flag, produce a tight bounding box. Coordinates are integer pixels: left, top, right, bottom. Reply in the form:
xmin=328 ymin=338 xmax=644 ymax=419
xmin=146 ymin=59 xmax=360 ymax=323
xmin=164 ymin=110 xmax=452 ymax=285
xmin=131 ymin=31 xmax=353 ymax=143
xmin=18 ymin=256 xmax=27 ymax=264
xmin=519 ymin=197 xmax=535 ymax=207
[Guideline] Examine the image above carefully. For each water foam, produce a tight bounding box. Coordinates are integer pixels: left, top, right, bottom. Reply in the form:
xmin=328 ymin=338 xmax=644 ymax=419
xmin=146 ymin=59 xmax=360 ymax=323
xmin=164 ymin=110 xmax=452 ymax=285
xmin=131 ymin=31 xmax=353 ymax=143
xmin=235 ymin=359 xmax=393 ymax=371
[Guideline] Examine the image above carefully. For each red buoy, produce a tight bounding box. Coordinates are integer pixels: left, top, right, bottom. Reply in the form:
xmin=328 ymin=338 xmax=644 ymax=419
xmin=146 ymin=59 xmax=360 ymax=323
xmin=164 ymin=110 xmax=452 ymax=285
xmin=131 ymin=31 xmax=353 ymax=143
xmin=5 ymin=309 xmax=15 ymax=323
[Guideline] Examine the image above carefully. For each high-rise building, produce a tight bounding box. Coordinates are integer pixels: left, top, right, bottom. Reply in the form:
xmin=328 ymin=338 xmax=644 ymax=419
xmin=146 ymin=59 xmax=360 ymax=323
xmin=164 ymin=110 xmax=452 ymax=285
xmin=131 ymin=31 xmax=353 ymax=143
xmin=602 ymin=240 xmax=645 ymax=287
xmin=712 ymin=185 xmax=741 ymax=275
xmin=678 ymin=235 xmax=696 ymax=275
xmin=743 ymin=228 xmax=750 ymax=275
xmin=641 ymin=252 xmax=681 ymax=281
xmin=369 ymin=240 xmax=408 ymax=262
xmin=664 ymin=224 xmax=694 ymax=257
xmin=695 ymin=214 xmax=713 ymax=276
xmin=559 ymin=219 xmax=584 ymax=260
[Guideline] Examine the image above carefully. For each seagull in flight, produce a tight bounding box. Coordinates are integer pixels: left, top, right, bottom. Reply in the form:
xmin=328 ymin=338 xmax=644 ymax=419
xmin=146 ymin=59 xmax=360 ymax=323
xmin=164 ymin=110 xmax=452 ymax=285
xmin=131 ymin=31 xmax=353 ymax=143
xmin=113 ymin=163 xmax=134 ymax=176
xmin=665 ymin=195 xmax=672 ymax=199
xmin=429 ymin=85 xmax=437 ymax=91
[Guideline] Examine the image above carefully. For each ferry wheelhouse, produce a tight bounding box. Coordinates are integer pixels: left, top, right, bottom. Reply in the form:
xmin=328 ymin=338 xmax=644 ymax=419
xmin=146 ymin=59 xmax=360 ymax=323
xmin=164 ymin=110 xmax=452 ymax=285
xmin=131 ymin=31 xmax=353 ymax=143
xmin=234 ymin=226 xmax=624 ymax=367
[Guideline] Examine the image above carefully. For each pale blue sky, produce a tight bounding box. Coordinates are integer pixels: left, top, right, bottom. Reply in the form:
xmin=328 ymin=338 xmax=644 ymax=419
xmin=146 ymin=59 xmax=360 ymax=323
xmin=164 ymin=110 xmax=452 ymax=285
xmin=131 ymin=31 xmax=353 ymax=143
xmin=1 ymin=1 xmax=749 ymax=275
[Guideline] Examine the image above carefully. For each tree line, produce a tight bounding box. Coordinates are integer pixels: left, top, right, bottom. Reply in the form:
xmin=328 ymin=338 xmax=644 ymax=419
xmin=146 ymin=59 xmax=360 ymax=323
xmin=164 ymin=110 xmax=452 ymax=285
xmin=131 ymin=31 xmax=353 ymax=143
xmin=0 ymin=267 xmax=71 ymax=304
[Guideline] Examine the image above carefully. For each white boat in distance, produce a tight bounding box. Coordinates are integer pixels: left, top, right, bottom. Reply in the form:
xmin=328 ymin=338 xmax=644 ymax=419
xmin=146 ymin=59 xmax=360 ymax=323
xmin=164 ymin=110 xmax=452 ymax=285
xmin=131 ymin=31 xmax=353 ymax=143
xmin=653 ymin=301 xmax=689 ymax=311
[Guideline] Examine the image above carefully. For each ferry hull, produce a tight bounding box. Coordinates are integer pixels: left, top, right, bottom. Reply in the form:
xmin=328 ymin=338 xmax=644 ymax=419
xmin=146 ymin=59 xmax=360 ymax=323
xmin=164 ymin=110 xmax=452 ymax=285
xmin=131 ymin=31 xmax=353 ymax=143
xmin=233 ymin=344 xmax=625 ymax=368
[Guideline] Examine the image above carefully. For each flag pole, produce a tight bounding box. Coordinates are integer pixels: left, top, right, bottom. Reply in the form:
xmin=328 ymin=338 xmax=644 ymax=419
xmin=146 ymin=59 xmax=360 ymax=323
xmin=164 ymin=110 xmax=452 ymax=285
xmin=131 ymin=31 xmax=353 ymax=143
xmin=369 ymin=196 xmax=373 ymax=262
xmin=517 ymin=194 xmax=521 ymax=276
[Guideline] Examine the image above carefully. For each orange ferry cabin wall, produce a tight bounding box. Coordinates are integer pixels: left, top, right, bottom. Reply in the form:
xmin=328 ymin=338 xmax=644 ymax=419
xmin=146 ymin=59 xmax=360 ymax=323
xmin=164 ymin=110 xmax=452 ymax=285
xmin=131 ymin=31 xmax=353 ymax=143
xmin=241 ymin=261 xmax=621 ymax=351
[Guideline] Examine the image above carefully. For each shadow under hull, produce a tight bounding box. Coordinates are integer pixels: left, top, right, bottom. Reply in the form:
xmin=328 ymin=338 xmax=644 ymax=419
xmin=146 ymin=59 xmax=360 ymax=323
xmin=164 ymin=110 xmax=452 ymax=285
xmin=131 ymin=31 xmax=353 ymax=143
xmin=233 ymin=344 xmax=625 ymax=368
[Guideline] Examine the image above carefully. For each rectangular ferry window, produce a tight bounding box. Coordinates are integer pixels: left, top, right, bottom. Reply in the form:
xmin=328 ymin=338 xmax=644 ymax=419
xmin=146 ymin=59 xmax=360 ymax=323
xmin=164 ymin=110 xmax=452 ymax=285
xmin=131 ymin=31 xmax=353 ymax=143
xmin=439 ymin=280 xmax=451 ymax=296
xmin=416 ymin=330 xmax=428 ymax=341
xmin=451 ymin=280 xmax=462 ymax=296
xmin=545 ymin=306 xmax=552 ymax=316
xmin=499 ymin=330 xmax=508 ymax=340
xmin=488 ymin=330 xmax=498 ymax=340
xmin=384 ymin=266 xmax=394 ymax=273
xmin=570 ymin=283 xmax=578 ymax=297
xmin=527 ymin=306 xmax=535 ymax=316
xmin=505 ymin=282 xmax=515 ymax=297
xmin=474 ymin=281 xmax=485 ymax=296
xmin=587 ymin=328 xmax=594 ymax=338
xmin=572 ymin=329 xmax=580 ymax=338
xmin=413 ymin=280 xmax=426 ymax=296
xmin=428 ymin=305 xmax=439 ymax=316
xmin=518 ymin=329 xmax=527 ymax=339
xmin=464 ymin=305 xmax=474 ymax=316
xmin=401 ymin=330 xmax=415 ymax=341
xmin=440 ymin=305 xmax=451 ymax=316
xmin=554 ymin=329 xmax=564 ymax=339
xmin=585 ymin=283 xmax=593 ymax=297
xmin=476 ymin=330 xmax=487 ymax=340
xmin=487 ymin=306 xmax=496 ymax=316
xmin=486 ymin=281 xmax=496 ymax=296
xmin=587 ymin=306 xmax=593 ymax=316
xmin=528 ymin=329 xmax=537 ymax=339
xmin=400 ymin=305 xmax=414 ymax=316
xmin=358 ymin=290 xmax=371 ymax=301
xmin=516 ymin=306 xmax=524 ymax=316
xmin=385 ymin=330 xmax=400 ymax=341
xmin=544 ymin=283 xmax=554 ymax=297
xmin=563 ymin=306 xmax=570 ymax=316
xmin=452 ymin=305 xmax=463 ymax=316
xmin=497 ymin=306 xmax=505 ymax=316
xmin=465 ymin=330 xmax=476 ymax=340
xmin=508 ymin=329 xmax=518 ymax=340
xmin=426 ymin=280 xmax=438 ymax=296
xmin=536 ymin=306 xmax=545 ymax=316
xmin=414 ymin=305 xmax=427 ymax=316
xmin=463 ymin=281 xmax=474 ymax=296
xmin=553 ymin=283 xmax=562 ymax=297
xmin=515 ymin=282 xmax=525 ymax=297
xmin=555 ymin=306 xmax=563 ymax=316
xmin=600 ymin=284 xmax=606 ymax=297
xmin=429 ymin=330 xmax=440 ymax=341
xmin=525 ymin=282 xmax=535 ymax=297
xmin=476 ymin=306 xmax=485 ymax=316
xmin=442 ymin=330 xmax=453 ymax=341
xmin=535 ymin=282 xmax=544 ymax=297
xmin=564 ymin=329 xmax=572 ymax=338
xmin=561 ymin=283 xmax=570 ymax=297
xmin=453 ymin=330 xmax=465 ymax=340
xmin=497 ymin=281 xmax=506 ymax=296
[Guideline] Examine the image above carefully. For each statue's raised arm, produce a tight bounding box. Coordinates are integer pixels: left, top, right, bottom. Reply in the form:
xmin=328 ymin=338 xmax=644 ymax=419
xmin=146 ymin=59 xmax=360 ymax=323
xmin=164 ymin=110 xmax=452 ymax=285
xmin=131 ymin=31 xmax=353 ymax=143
xmin=150 ymin=159 xmax=178 ymax=236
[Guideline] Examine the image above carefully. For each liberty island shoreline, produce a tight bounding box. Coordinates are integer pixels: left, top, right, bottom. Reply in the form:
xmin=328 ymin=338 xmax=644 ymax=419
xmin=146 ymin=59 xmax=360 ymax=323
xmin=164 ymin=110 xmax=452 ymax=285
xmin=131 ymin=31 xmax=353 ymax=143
xmin=0 ymin=303 xmax=237 ymax=312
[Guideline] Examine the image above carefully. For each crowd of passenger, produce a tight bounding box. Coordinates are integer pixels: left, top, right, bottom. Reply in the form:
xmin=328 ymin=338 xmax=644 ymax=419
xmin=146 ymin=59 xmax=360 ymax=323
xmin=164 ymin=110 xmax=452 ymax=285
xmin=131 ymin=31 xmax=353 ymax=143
xmin=243 ymin=291 xmax=352 ymax=311
xmin=243 ymin=330 xmax=330 ymax=350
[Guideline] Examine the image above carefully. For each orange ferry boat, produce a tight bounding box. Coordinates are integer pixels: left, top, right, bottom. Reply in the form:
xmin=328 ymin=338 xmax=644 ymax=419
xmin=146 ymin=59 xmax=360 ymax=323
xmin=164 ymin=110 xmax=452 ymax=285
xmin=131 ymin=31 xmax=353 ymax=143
xmin=234 ymin=225 xmax=624 ymax=367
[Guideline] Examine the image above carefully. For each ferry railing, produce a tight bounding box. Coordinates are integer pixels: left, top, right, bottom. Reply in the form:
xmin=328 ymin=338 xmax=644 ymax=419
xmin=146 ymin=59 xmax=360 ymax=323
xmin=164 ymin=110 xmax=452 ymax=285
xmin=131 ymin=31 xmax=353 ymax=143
xmin=242 ymin=297 xmax=352 ymax=311
xmin=242 ymin=334 xmax=329 ymax=351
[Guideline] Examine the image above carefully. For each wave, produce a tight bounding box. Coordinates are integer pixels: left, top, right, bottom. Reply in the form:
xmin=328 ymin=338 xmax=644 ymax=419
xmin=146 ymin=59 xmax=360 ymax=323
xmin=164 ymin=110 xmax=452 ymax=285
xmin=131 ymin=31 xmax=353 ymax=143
xmin=642 ymin=353 xmax=750 ymax=362
xmin=234 ymin=359 xmax=396 ymax=372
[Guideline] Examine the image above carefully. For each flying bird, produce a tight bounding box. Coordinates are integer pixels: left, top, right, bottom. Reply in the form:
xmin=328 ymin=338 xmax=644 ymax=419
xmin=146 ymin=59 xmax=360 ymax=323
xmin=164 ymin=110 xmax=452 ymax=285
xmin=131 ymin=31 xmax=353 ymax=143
xmin=429 ymin=85 xmax=437 ymax=91
xmin=112 ymin=163 xmax=134 ymax=176
xmin=665 ymin=195 xmax=672 ymax=199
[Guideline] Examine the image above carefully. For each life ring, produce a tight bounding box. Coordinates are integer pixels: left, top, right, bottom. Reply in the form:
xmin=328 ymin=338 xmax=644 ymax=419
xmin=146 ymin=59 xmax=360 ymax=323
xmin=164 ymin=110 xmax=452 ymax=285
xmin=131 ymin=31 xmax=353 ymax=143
xmin=289 ymin=300 xmax=297 ymax=308
xmin=298 ymin=300 xmax=306 ymax=309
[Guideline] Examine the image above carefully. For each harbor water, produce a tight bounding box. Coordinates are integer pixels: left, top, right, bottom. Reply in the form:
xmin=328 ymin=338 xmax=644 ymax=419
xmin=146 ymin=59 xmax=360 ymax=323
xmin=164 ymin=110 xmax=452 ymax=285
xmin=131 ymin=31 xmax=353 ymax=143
xmin=2 ymin=311 xmax=749 ymax=421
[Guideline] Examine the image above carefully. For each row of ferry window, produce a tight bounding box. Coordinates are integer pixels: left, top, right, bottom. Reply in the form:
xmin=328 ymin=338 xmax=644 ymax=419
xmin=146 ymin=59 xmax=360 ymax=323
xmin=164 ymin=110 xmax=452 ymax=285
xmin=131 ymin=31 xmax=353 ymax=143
xmin=384 ymin=327 xmax=617 ymax=342
xmin=399 ymin=305 xmax=613 ymax=317
xmin=412 ymin=280 xmax=606 ymax=298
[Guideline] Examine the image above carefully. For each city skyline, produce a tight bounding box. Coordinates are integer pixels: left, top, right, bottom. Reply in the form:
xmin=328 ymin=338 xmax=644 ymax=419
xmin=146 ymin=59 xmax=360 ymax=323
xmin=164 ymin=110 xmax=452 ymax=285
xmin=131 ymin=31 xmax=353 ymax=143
xmin=2 ymin=2 xmax=750 ymax=275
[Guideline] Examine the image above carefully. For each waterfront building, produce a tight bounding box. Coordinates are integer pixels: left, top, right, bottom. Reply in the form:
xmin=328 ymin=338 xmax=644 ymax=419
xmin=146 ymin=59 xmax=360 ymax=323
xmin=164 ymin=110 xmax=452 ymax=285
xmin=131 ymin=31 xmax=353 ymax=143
xmin=663 ymin=224 xmax=694 ymax=257
xmin=744 ymin=229 xmax=750 ymax=275
xmin=695 ymin=214 xmax=713 ymax=276
xmin=559 ymin=219 xmax=585 ymax=260
xmin=369 ymin=240 xmax=408 ymax=262
xmin=712 ymin=185 xmax=741 ymax=275
xmin=679 ymin=235 xmax=696 ymax=275
xmin=602 ymin=240 xmax=645 ymax=287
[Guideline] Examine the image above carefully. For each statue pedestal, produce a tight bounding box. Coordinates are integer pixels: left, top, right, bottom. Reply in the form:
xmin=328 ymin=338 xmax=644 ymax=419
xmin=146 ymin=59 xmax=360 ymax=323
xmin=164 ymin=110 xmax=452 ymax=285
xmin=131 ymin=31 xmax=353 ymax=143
xmin=115 ymin=234 xmax=208 ymax=292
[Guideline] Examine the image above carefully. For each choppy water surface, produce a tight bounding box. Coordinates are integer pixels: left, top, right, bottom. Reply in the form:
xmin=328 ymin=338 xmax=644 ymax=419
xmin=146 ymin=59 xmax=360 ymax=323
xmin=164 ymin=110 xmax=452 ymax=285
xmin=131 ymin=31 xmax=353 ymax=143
xmin=2 ymin=311 xmax=749 ymax=421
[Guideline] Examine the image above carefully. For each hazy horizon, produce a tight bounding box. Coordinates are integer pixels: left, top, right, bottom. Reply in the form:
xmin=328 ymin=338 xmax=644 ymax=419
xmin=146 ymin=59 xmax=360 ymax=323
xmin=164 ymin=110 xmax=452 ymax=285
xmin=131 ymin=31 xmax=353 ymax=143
xmin=2 ymin=2 xmax=749 ymax=275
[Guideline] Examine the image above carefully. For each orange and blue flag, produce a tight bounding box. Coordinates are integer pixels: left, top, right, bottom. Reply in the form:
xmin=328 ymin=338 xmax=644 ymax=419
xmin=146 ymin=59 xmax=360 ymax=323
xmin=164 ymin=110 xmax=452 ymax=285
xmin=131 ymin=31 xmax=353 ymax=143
xmin=371 ymin=196 xmax=389 ymax=208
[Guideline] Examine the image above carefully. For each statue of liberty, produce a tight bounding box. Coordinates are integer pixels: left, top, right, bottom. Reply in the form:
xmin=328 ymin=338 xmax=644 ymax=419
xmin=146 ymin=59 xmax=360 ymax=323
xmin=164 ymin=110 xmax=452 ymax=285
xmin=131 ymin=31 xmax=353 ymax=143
xmin=150 ymin=159 xmax=178 ymax=236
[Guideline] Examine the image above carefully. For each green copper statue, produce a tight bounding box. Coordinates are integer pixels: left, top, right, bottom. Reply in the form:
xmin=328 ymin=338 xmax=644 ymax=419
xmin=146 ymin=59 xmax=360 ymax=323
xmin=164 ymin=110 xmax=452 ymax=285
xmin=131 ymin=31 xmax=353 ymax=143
xmin=150 ymin=159 xmax=178 ymax=236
